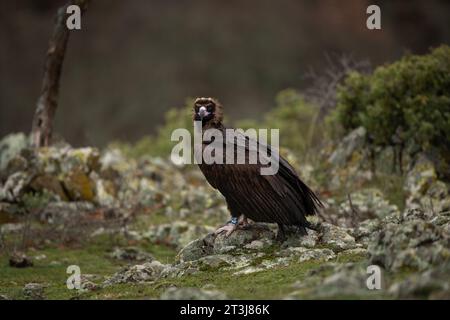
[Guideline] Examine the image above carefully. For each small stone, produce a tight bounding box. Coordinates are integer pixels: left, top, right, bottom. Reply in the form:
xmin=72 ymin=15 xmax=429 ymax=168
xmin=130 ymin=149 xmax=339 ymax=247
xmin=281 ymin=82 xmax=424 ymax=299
xmin=0 ymin=133 xmax=28 ymax=173
xmin=103 ymin=260 xmax=167 ymax=286
xmin=23 ymin=283 xmax=46 ymax=300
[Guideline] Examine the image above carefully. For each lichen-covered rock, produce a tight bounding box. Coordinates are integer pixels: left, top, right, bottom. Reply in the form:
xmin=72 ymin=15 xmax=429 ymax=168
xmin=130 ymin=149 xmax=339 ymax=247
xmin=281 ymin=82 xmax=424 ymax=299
xmin=213 ymin=223 xmax=275 ymax=253
xmin=197 ymin=254 xmax=233 ymax=270
xmin=407 ymin=180 xmax=450 ymax=214
xmin=103 ymin=260 xmax=167 ymax=285
xmin=0 ymin=133 xmax=28 ymax=174
xmin=403 ymin=153 xmax=450 ymax=214
xmin=297 ymin=248 xmax=336 ymax=263
xmin=0 ymin=171 xmax=31 ymax=202
xmin=282 ymin=230 xmax=319 ymax=248
xmin=176 ymin=224 xmax=276 ymax=262
xmin=95 ymin=179 xmax=118 ymax=207
xmin=350 ymin=218 xmax=382 ymax=246
xmin=389 ymin=262 xmax=450 ymax=299
xmin=39 ymin=201 xmax=95 ymax=223
xmin=144 ymin=221 xmax=215 ymax=249
xmin=338 ymin=248 xmax=368 ymax=258
xmin=286 ymin=263 xmax=379 ymax=299
xmin=29 ymin=174 xmax=68 ymax=201
xmin=312 ymin=263 xmax=375 ymax=298
xmin=404 ymin=154 xmax=437 ymax=197
xmin=277 ymin=246 xmax=336 ymax=263
xmin=160 ymin=287 xmax=228 ymax=300
xmin=329 ymin=127 xmax=367 ymax=166
xmin=23 ymin=283 xmax=46 ymax=300
xmin=62 ymin=169 xmax=96 ymax=201
xmin=368 ymin=217 xmax=450 ymax=271
xmin=79 ymin=274 xmax=101 ymax=292
xmin=319 ymin=223 xmax=357 ymax=252
xmin=244 ymin=239 xmax=274 ymax=250
xmin=176 ymin=237 xmax=215 ymax=263
xmin=339 ymin=188 xmax=400 ymax=219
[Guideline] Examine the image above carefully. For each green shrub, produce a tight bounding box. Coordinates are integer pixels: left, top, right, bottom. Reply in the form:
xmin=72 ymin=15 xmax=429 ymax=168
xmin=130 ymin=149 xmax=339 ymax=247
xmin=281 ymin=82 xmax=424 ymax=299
xmin=333 ymin=45 xmax=450 ymax=161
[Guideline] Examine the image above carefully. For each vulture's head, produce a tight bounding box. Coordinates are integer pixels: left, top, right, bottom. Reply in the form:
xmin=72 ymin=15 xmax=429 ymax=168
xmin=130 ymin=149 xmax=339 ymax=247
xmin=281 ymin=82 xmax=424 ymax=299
xmin=193 ymin=97 xmax=223 ymax=125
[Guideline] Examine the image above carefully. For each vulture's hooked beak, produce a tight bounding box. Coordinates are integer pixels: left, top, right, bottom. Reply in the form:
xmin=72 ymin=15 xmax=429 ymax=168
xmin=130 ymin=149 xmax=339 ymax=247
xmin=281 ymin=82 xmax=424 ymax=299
xmin=198 ymin=106 xmax=209 ymax=119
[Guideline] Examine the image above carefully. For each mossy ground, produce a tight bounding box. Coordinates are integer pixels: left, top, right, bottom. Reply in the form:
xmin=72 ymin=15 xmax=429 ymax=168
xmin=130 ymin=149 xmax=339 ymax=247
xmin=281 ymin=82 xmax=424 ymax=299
xmin=1 ymin=233 xmax=403 ymax=300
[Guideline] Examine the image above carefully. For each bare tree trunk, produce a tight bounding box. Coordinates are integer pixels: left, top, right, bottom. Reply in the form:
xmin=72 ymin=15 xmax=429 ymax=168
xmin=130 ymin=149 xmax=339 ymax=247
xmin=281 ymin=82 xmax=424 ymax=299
xmin=30 ymin=0 xmax=90 ymax=148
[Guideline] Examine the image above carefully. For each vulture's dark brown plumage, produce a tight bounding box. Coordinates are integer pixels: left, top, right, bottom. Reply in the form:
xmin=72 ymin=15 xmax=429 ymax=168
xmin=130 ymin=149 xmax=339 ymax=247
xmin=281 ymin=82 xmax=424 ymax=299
xmin=193 ymin=97 xmax=323 ymax=238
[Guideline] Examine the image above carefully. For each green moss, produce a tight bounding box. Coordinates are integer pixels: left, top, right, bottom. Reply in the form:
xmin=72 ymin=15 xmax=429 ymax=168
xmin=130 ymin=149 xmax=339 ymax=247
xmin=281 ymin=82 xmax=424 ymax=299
xmin=0 ymin=244 xmax=370 ymax=300
xmin=0 ymin=238 xmax=177 ymax=300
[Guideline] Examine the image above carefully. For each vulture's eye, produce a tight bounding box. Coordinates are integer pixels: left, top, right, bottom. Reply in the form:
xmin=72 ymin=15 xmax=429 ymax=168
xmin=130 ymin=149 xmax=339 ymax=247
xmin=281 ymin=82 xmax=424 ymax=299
xmin=207 ymin=105 xmax=214 ymax=112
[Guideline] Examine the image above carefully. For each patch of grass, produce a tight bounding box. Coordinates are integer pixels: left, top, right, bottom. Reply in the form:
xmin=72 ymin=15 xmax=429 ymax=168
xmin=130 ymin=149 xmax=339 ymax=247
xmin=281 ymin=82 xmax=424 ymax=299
xmin=83 ymin=251 xmax=368 ymax=300
xmin=0 ymin=238 xmax=177 ymax=300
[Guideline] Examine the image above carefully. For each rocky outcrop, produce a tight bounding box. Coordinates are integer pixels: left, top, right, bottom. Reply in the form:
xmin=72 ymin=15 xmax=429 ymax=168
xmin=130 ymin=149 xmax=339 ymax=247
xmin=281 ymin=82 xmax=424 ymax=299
xmin=103 ymin=261 xmax=168 ymax=286
xmin=368 ymin=208 xmax=450 ymax=271
xmin=23 ymin=283 xmax=46 ymax=300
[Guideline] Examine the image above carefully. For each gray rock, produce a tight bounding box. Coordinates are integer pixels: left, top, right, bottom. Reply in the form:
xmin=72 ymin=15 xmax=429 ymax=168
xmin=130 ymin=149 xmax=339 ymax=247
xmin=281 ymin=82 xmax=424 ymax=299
xmin=176 ymin=224 xmax=275 ymax=262
xmin=319 ymin=223 xmax=357 ymax=252
xmin=297 ymin=248 xmax=336 ymax=263
xmin=0 ymin=171 xmax=31 ymax=202
xmin=23 ymin=283 xmax=46 ymax=300
xmin=282 ymin=230 xmax=318 ymax=248
xmin=389 ymin=262 xmax=450 ymax=299
xmin=338 ymin=248 xmax=368 ymax=258
xmin=213 ymin=223 xmax=275 ymax=253
xmin=176 ymin=237 xmax=214 ymax=263
xmin=339 ymin=188 xmax=400 ymax=220
xmin=368 ymin=218 xmax=450 ymax=271
xmin=144 ymin=221 xmax=215 ymax=249
xmin=197 ymin=254 xmax=232 ymax=270
xmin=244 ymin=240 xmax=266 ymax=250
xmin=0 ymin=133 xmax=28 ymax=173
xmin=404 ymin=153 xmax=437 ymax=197
xmin=329 ymin=127 xmax=366 ymax=166
xmin=277 ymin=246 xmax=336 ymax=263
xmin=103 ymin=260 xmax=167 ymax=285
xmin=160 ymin=287 xmax=228 ymax=300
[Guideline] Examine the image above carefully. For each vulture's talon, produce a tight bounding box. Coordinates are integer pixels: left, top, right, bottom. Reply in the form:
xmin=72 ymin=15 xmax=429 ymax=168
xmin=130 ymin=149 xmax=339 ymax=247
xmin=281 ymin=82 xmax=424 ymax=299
xmin=214 ymin=223 xmax=238 ymax=237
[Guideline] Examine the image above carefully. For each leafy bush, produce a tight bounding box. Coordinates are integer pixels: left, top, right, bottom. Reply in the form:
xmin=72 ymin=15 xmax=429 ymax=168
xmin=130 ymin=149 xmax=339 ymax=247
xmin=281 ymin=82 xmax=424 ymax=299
xmin=333 ymin=45 xmax=450 ymax=163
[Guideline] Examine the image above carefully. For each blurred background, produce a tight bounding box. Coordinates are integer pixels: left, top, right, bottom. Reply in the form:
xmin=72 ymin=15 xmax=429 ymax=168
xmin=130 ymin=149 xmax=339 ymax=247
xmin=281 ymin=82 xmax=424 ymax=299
xmin=1 ymin=0 xmax=450 ymax=146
